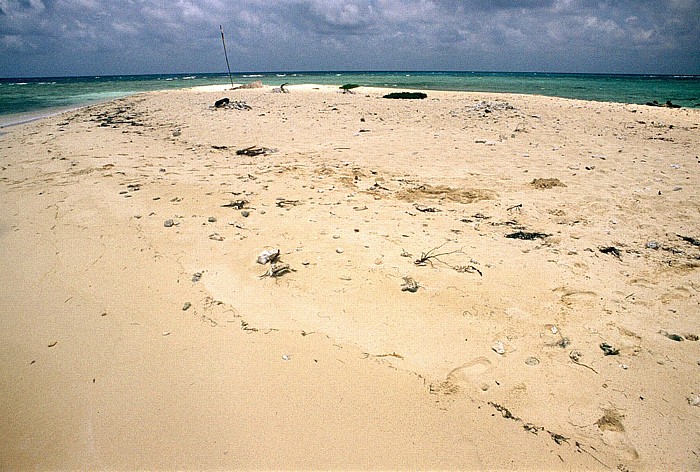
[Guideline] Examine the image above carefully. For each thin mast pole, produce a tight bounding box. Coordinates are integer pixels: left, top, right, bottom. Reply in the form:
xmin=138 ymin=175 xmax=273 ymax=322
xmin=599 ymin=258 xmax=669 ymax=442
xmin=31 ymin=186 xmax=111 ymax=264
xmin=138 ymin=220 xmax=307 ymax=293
xmin=220 ymin=25 xmax=234 ymax=89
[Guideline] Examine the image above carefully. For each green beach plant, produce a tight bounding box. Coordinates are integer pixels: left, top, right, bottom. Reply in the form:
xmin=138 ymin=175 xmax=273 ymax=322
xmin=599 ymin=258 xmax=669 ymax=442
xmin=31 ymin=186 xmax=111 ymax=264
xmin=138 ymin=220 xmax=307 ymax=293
xmin=340 ymin=84 xmax=360 ymax=94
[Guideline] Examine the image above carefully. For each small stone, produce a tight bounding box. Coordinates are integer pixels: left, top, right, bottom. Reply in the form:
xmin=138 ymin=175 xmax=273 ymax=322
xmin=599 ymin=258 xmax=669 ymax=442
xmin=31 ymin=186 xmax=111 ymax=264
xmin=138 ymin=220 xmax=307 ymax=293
xmin=182 ymin=302 xmax=192 ymax=311
xmin=492 ymin=341 xmax=506 ymax=355
xmin=241 ymin=210 xmax=250 ymax=218
xmin=525 ymin=357 xmax=540 ymax=366
xmin=336 ymin=247 xmax=344 ymax=254
xmin=257 ymin=249 xmax=280 ymax=265
xmin=164 ymin=219 xmax=175 ymax=227
xmin=192 ymin=272 xmax=202 ymax=283
xmin=209 ymin=233 xmax=224 ymax=241
xmin=645 ymin=241 xmax=659 ymax=250
xmin=208 ymin=216 xmax=217 ymax=223
xmin=401 ymin=276 xmax=419 ymax=293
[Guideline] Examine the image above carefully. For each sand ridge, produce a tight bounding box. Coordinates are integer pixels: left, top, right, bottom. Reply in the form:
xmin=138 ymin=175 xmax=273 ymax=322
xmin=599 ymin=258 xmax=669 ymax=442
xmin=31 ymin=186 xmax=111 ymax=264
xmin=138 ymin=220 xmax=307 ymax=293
xmin=1 ymin=85 xmax=699 ymax=470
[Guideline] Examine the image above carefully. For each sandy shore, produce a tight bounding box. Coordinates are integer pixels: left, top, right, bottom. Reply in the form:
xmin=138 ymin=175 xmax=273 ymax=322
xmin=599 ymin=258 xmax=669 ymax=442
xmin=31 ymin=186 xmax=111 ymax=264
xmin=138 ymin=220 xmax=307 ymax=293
xmin=1 ymin=84 xmax=698 ymax=470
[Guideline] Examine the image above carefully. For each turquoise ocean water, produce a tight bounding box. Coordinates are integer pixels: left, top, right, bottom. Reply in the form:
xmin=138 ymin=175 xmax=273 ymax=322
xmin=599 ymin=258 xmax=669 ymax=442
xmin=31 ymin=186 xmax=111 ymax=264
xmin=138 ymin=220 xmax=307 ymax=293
xmin=1 ymin=71 xmax=699 ymax=126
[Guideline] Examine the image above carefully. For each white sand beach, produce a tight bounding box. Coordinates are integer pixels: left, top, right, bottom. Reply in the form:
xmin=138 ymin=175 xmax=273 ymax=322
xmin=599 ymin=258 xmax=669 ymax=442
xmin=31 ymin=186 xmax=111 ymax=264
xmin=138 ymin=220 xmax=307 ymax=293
xmin=1 ymin=84 xmax=698 ymax=470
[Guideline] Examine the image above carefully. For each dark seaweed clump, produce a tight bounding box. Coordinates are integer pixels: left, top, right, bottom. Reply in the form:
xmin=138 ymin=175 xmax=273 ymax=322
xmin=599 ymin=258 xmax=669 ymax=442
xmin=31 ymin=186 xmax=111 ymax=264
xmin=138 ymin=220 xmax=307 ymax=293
xmin=383 ymin=92 xmax=428 ymax=100
xmin=505 ymin=231 xmax=550 ymax=240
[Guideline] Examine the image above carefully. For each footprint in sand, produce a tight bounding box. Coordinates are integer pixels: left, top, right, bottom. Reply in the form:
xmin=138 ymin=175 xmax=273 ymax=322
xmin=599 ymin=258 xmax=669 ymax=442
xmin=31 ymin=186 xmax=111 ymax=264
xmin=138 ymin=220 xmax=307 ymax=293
xmin=446 ymin=357 xmax=495 ymax=393
xmin=554 ymin=287 xmax=599 ymax=307
xmin=660 ymin=285 xmax=694 ymax=303
xmin=597 ymin=409 xmax=639 ymax=461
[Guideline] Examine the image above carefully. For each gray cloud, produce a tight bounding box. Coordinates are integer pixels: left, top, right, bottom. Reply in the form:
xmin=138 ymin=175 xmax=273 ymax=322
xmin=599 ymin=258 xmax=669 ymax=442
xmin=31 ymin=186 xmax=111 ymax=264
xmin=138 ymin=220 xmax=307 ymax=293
xmin=0 ymin=0 xmax=698 ymax=76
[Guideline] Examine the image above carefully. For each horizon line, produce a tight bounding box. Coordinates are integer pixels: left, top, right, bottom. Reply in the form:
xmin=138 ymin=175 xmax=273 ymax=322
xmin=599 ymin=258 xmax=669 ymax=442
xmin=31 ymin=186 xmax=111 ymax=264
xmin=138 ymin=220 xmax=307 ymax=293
xmin=2 ymin=70 xmax=700 ymax=80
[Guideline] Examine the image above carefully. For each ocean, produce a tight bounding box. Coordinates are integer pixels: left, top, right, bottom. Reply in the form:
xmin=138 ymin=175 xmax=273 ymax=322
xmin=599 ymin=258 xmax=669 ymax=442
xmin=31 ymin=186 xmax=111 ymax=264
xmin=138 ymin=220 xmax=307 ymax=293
xmin=1 ymin=71 xmax=699 ymax=127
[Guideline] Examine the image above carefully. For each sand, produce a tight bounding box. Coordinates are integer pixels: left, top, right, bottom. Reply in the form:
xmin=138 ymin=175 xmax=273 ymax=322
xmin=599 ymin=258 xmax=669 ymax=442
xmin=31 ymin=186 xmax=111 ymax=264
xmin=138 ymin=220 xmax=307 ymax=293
xmin=1 ymin=83 xmax=698 ymax=470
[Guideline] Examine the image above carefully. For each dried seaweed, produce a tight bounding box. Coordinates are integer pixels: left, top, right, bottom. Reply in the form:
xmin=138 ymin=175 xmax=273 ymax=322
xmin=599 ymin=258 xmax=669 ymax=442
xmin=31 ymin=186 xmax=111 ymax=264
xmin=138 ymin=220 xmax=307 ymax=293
xmin=599 ymin=246 xmax=621 ymax=259
xmin=236 ymin=146 xmax=276 ymax=156
xmin=414 ymin=242 xmax=464 ymax=267
xmin=383 ymin=92 xmax=428 ymax=99
xmin=599 ymin=342 xmax=620 ymax=356
xmin=505 ymin=231 xmax=550 ymax=240
xmin=488 ymin=402 xmax=520 ymax=421
xmin=221 ymin=199 xmax=248 ymax=209
xmin=678 ymin=234 xmax=700 ymax=247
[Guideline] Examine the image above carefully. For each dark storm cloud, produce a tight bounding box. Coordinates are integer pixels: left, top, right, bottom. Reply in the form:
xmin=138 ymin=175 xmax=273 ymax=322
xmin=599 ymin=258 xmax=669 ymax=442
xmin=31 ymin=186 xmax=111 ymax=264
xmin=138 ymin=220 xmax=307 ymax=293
xmin=0 ymin=0 xmax=698 ymax=76
xmin=278 ymin=1 xmax=380 ymax=35
xmin=431 ymin=0 xmax=554 ymax=12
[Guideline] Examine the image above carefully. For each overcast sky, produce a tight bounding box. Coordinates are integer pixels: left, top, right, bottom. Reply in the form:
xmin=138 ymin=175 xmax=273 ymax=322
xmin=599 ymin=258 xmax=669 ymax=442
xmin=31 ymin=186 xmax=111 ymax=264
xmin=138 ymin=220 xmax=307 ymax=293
xmin=1 ymin=0 xmax=699 ymax=77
